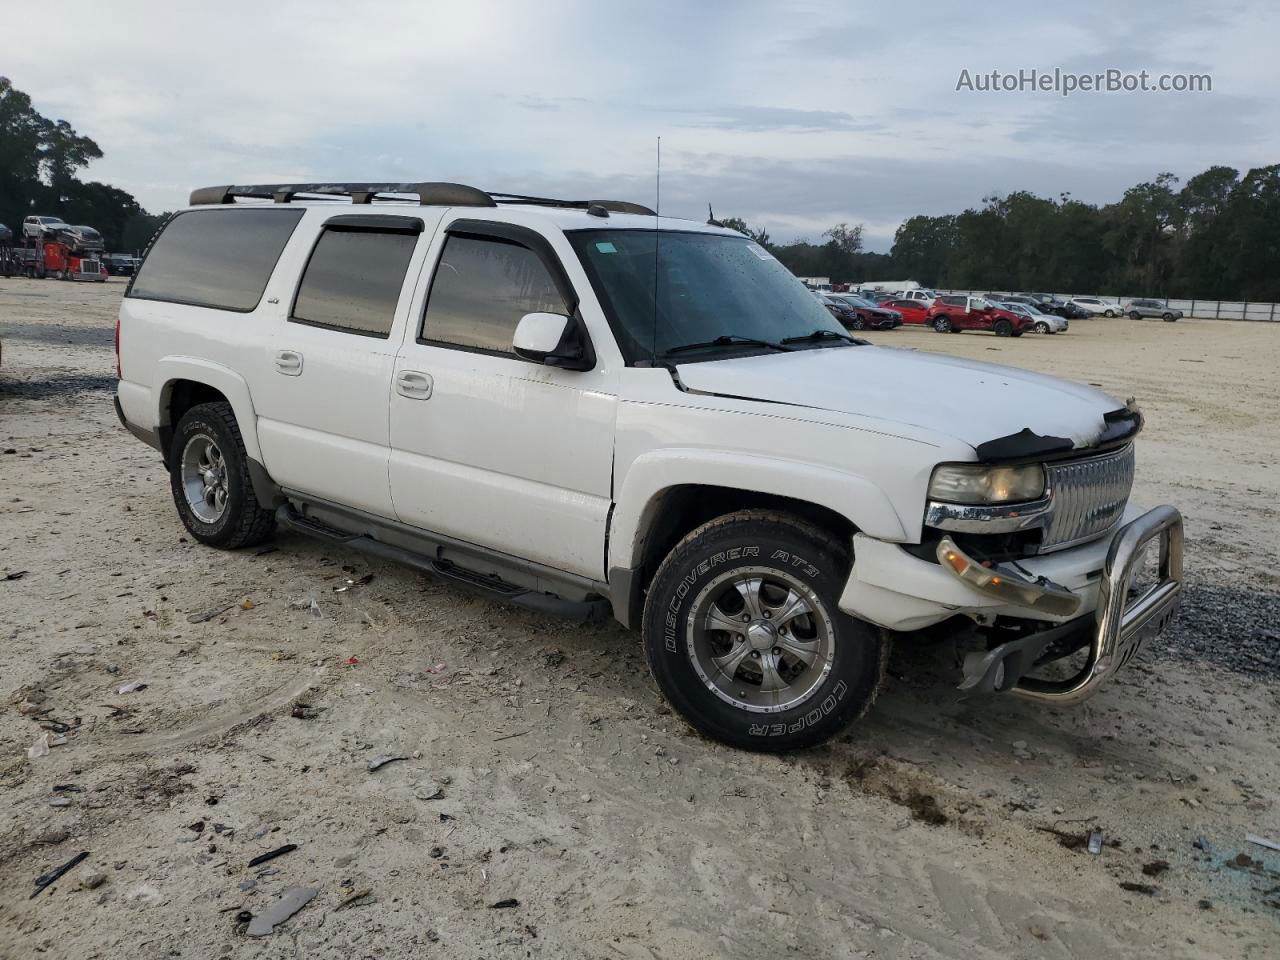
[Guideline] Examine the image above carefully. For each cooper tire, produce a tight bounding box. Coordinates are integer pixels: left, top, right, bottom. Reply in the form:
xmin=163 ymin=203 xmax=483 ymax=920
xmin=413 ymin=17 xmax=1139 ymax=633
xmin=168 ymin=401 xmax=275 ymax=549
xmin=642 ymin=510 xmax=888 ymax=752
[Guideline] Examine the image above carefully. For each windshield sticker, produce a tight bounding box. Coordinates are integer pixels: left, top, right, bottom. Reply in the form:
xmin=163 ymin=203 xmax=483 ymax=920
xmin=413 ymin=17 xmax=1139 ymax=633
xmin=748 ymin=243 xmax=775 ymax=261
xmin=595 ymin=241 xmax=618 ymax=254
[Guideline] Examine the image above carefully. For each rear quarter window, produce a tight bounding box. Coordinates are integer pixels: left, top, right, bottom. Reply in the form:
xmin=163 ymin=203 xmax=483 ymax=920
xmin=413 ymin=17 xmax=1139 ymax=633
xmin=129 ymin=209 xmax=304 ymax=312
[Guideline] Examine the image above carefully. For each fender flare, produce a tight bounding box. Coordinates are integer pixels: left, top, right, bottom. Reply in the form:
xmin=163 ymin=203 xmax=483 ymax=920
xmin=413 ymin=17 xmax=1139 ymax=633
xmin=608 ymin=448 xmax=908 ymax=573
xmin=154 ymin=356 xmax=263 ymax=462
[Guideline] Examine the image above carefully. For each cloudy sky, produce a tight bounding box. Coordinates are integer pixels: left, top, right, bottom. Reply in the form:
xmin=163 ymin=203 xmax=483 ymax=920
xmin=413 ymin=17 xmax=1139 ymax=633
xmin=10 ymin=0 xmax=1278 ymax=250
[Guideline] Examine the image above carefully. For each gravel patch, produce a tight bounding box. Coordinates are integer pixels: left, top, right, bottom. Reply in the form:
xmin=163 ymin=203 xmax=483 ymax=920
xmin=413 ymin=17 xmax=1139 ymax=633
xmin=1152 ymin=582 xmax=1280 ymax=677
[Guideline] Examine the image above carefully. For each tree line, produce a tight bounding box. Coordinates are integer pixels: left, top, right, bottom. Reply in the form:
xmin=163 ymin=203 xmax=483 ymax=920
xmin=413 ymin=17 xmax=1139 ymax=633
xmin=728 ymin=164 xmax=1280 ymax=301
xmin=1 ymin=77 xmax=168 ymax=253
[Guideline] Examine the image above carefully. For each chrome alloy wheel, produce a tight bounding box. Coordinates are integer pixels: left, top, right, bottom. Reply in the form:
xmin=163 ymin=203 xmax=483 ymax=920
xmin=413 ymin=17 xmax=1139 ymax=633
xmin=180 ymin=433 xmax=229 ymax=523
xmin=686 ymin=567 xmax=835 ymax=713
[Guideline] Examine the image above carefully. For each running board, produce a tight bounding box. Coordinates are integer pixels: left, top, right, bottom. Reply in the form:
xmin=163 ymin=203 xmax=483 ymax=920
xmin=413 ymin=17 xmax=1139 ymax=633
xmin=275 ymin=505 xmax=609 ymax=623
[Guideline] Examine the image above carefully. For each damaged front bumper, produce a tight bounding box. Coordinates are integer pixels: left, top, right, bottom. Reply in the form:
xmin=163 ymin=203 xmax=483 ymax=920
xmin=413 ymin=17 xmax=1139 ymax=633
xmin=840 ymin=504 xmax=1184 ymax=705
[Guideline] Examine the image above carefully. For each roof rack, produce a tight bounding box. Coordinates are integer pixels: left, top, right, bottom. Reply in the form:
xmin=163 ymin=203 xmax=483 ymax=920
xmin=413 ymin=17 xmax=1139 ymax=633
xmin=188 ymin=182 xmax=656 ymax=216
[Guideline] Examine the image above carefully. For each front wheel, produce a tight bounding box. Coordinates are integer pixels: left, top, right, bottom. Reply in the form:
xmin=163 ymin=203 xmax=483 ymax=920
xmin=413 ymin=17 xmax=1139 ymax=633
xmin=994 ymin=319 xmax=1014 ymax=337
xmin=643 ymin=510 xmax=888 ymax=752
xmin=168 ymin=401 xmax=275 ymax=549
xmin=1034 ymin=321 xmax=1050 ymax=334
xmin=1162 ymin=312 xmax=1176 ymax=322
xmin=933 ymin=317 xmax=951 ymax=332
xmin=1104 ymin=309 xmax=1116 ymax=318
xmin=849 ymin=316 xmax=865 ymax=331
xmin=1129 ymin=311 xmax=1142 ymax=320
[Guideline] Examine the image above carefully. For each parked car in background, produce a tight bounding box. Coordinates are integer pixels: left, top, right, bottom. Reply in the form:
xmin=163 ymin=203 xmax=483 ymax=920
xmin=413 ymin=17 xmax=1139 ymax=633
xmin=891 ymin=288 xmax=939 ymax=303
xmin=829 ymin=294 xmax=903 ymax=330
xmin=1125 ymin=299 xmax=1182 ymax=321
xmin=1059 ymin=301 xmax=1093 ymax=320
xmin=880 ymin=298 xmax=931 ymax=325
xmin=1068 ymin=297 xmax=1118 ymax=318
xmin=927 ymin=295 xmax=1031 ymax=336
xmin=997 ymin=302 xmax=1068 ymax=334
xmin=102 ymin=253 xmax=138 ymax=276
xmin=1026 ymin=293 xmax=1069 ymax=316
xmin=23 ymin=215 xmax=71 ymax=239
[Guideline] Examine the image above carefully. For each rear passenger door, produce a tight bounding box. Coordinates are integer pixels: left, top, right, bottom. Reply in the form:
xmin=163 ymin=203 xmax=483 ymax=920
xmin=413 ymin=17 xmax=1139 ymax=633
xmin=387 ymin=219 xmax=617 ymax=580
xmin=252 ymin=212 xmax=439 ymax=518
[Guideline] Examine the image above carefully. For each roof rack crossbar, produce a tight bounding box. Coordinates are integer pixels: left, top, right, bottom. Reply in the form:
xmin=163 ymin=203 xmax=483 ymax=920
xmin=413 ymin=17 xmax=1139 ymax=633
xmin=188 ymin=183 xmax=655 ymax=216
xmin=189 ymin=182 xmax=497 ymax=208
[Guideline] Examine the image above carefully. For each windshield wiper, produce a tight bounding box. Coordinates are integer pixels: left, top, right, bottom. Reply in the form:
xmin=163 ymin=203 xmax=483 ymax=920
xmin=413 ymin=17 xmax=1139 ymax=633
xmin=780 ymin=329 xmax=860 ymax=346
xmin=660 ymin=335 xmax=794 ymax=358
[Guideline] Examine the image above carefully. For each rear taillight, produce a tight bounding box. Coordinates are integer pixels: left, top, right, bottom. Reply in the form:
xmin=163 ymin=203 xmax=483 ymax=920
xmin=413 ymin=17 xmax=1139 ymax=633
xmin=114 ymin=316 xmax=121 ymax=379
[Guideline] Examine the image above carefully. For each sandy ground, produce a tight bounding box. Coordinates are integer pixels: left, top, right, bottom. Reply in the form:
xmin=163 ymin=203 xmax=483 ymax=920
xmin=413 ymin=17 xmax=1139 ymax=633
xmin=1 ymin=278 xmax=1277 ymax=959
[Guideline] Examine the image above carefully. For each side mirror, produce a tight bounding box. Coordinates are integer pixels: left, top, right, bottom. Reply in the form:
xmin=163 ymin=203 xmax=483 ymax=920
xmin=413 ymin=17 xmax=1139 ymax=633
xmin=513 ymin=312 xmax=592 ymax=371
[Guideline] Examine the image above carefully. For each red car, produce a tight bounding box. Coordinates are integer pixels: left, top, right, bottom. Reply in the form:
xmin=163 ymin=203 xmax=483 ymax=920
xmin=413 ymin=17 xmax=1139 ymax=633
xmin=926 ymin=295 xmax=1031 ymax=336
xmin=881 ymin=298 xmax=931 ymax=325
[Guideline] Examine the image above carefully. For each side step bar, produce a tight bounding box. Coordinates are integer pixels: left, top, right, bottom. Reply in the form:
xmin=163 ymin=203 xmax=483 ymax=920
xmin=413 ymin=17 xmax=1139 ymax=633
xmin=275 ymin=505 xmax=610 ymax=623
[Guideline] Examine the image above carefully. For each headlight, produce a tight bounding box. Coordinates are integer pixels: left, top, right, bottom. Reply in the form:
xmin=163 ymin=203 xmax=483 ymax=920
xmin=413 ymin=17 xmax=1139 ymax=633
xmin=928 ymin=463 xmax=1045 ymax=504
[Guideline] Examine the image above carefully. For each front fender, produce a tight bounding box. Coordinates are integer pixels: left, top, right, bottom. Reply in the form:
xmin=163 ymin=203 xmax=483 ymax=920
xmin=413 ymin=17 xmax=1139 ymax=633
xmin=154 ymin=356 xmax=263 ymax=462
xmin=609 ymin=448 xmax=908 ymax=572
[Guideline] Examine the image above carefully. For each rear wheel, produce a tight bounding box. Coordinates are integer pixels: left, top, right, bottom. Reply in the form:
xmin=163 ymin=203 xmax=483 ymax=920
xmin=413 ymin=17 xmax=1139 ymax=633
xmin=933 ymin=316 xmax=951 ymax=333
xmin=1129 ymin=311 xmax=1142 ymax=320
xmin=643 ymin=510 xmax=887 ymax=752
xmin=168 ymin=401 xmax=275 ymax=549
xmin=1103 ymin=309 xmax=1116 ymax=318
xmin=994 ymin=319 xmax=1014 ymax=337
xmin=1162 ymin=312 xmax=1176 ymax=322
xmin=849 ymin=316 xmax=865 ymax=330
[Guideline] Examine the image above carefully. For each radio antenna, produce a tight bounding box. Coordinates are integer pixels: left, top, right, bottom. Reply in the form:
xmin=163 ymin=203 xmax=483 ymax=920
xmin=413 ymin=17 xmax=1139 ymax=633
xmin=651 ymin=135 xmax=661 ymax=366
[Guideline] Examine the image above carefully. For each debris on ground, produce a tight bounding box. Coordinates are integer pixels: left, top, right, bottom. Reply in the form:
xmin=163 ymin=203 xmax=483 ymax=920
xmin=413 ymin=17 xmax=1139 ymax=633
xmin=187 ymin=603 xmax=235 ymax=623
xmin=1142 ymin=860 xmax=1171 ymax=877
xmin=239 ymin=597 xmax=255 ymax=610
xmin=31 ymin=851 xmax=88 ymax=898
xmin=247 ymin=844 xmax=297 ymax=868
xmin=244 ymin=885 xmax=319 ymax=937
xmin=490 ymin=898 xmax=520 ymax=909
xmin=368 ymin=754 xmax=408 ymax=772
xmin=80 ymin=871 xmax=107 ymax=890
xmin=333 ymin=574 xmax=374 ymax=593
xmin=116 ymin=681 xmax=147 ymax=694
xmin=1246 ymin=833 xmax=1280 ymax=853
xmin=334 ymin=888 xmax=374 ymax=910
xmin=1119 ymin=881 xmax=1158 ymax=895
xmin=341 ymin=655 xmax=360 ymax=667
xmin=27 ymin=732 xmax=67 ymax=759
xmin=1088 ymin=831 xmax=1105 ymax=855
xmin=291 ymin=703 xmax=319 ymax=720
xmin=5 ymin=570 xmax=29 ymax=581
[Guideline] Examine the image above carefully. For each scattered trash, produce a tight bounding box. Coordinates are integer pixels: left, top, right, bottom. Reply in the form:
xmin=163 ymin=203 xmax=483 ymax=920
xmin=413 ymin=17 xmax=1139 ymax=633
xmin=1234 ymin=852 xmax=1255 ymax=868
xmin=342 ymin=655 xmax=360 ymax=667
xmin=334 ymin=888 xmax=374 ymax=910
xmin=1246 ymin=833 xmax=1280 ymax=853
xmin=49 ymin=798 xmax=73 ymax=808
xmin=1118 ymin=881 xmax=1157 ymax=895
xmin=187 ymin=603 xmax=235 ymax=624
xmin=1142 ymin=860 xmax=1170 ymax=877
xmin=247 ymin=844 xmax=298 ymax=868
xmin=5 ymin=570 xmax=29 ymax=581
xmin=30 ymin=850 xmax=88 ymax=898
xmin=26 ymin=732 xmax=66 ymax=759
xmin=245 ymin=885 xmax=319 ymax=937
xmin=491 ymin=898 xmax=520 ymax=909
xmin=1087 ymin=831 xmax=1105 ymax=855
xmin=291 ymin=703 xmax=319 ymax=720
xmin=368 ymin=754 xmax=408 ymax=772
xmin=239 ymin=878 xmax=257 ymax=892
xmin=116 ymin=681 xmax=147 ymax=695
xmin=240 ymin=598 xmax=256 ymax=610
xmin=429 ymin=846 xmax=444 ymax=859
xmin=427 ymin=662 xmax=447 ymax=674
xmin=334 ymin=574 xmax=374 ymax=593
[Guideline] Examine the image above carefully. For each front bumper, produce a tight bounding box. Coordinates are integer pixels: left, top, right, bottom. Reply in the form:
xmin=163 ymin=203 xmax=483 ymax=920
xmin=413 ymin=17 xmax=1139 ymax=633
xmin=840 ymin=504 xmax=1184 ymax=705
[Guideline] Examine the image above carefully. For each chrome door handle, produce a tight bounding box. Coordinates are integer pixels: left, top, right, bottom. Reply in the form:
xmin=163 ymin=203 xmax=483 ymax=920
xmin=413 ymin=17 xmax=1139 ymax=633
xmin=274 ymin=350 xmax=303 ymax=376
xmin=396 ymin=370 xmax=433 ymax=400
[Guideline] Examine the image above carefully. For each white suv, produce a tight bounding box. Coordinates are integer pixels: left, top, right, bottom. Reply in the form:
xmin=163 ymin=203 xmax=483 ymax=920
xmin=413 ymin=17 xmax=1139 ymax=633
xmin=115 ymin=181 xmax=1184 ymax=751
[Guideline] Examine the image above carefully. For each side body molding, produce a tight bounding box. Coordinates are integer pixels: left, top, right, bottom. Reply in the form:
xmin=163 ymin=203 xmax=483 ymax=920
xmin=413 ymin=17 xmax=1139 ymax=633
xmin=608 ymin=448 xmax=908 ymax=572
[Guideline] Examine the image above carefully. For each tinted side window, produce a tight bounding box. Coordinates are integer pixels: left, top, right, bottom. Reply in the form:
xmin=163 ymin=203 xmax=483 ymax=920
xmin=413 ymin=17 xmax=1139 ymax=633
xmin=422 ymin=234 xmax=567 ymax=354
xmin=129 ymin=209 xmax=303 ymax=311
xmin=291 ymin=228 xmax=417 ymax=338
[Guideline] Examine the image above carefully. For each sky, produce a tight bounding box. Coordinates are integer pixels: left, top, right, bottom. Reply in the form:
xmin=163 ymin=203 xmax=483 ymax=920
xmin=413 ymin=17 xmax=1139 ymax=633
xmin=8 ymin=0 xmax=1279 ymax=251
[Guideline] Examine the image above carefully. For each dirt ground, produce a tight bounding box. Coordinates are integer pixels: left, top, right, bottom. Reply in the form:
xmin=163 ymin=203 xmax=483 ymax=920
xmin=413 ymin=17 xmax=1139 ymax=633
xmin=1 ymin=277 xmax=1277 ymax=959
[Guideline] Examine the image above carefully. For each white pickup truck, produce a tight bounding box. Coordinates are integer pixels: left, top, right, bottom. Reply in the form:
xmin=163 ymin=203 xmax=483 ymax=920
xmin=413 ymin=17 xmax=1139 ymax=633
xmin=115 ymin=181 xmax=1184 ymax=751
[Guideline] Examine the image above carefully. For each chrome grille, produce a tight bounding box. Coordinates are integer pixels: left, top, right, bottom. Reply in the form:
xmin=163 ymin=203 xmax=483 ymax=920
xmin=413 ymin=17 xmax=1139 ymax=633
xmin=1042 ymin=445 xmax=1135 ymax=549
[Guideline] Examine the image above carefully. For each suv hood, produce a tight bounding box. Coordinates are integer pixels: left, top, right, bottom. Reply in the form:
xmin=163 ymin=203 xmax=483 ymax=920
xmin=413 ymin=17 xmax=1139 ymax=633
xmin=675 ymin=346 xmax=1121 ymax=451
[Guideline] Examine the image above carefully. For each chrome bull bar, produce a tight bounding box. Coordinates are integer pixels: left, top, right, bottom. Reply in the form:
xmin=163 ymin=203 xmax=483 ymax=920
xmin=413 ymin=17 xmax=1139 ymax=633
xmin=943 ymin=505 xmax=1184 ymax=704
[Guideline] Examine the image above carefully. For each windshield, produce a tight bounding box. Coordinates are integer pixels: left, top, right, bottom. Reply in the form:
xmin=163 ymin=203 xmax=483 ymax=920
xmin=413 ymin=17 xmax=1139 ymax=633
xmin=567 ymin=230 xmax=845 ymax=362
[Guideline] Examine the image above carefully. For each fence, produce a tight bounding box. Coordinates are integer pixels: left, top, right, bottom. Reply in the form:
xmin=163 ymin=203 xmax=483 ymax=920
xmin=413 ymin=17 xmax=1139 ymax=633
xmin=936 ymin=290 xmax=1280 ymax=322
